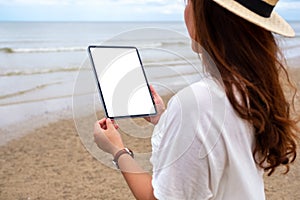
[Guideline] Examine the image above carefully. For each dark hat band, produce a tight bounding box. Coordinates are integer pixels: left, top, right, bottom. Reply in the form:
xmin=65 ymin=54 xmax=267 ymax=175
xmin=235 ymin=0 xmax=275 ymax=18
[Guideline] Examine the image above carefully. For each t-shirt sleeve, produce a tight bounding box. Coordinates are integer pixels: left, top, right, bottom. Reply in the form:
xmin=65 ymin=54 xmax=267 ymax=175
xmin=150 ymin=83 xmax=217 ymax=200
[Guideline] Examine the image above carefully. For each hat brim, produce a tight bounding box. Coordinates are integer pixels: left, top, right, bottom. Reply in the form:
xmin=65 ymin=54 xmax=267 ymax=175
xmin=213 ymin=0 xmax=295 ymax=37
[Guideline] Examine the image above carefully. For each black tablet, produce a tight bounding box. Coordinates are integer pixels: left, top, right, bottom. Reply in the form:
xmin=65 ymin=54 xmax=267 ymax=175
xmin=88 ymin=46 xmax=157 ymax=119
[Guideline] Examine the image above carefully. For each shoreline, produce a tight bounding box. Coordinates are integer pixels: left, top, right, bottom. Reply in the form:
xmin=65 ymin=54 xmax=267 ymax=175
xmin=0 ymin=99 xmax=73 ymax=146
xmin=2 ymin=65 xmax=299 ymax=147
xmin=0 ymin=59 xmax=202 ymax=147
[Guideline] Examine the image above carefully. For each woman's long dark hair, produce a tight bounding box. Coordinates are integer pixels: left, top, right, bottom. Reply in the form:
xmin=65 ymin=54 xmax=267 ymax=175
xmin=191 ymin=0 xmax=299 ymax=175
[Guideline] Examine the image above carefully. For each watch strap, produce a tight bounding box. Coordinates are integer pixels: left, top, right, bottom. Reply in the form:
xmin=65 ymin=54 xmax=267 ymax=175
xmin=112 ymin=148 xmax=134 ymax=169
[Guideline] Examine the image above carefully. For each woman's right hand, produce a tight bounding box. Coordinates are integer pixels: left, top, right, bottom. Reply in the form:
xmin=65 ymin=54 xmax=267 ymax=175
xmin=144 ymin=85 xmax=165 ymax=125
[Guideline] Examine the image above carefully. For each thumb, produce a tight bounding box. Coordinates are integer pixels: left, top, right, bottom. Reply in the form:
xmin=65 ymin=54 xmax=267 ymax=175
xmin=106 ymin=118 xmax=115 ymax=129
xmin=149 ymin=85 xmax=157 ymax=96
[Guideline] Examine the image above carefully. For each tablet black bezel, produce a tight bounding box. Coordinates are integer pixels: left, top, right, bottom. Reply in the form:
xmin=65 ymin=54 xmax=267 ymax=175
xmin=88 ymin=45 xmax=157 ymax=119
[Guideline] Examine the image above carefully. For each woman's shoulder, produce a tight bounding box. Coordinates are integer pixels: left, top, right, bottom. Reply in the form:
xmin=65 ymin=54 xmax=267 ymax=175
xmin=168 ymin=76 xmax=226 ymax=113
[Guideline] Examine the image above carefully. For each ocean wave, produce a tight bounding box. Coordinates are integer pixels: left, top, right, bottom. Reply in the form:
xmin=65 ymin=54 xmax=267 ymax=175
xmin=0 ymin=81 xmax=62 ymax=100
xmin=0 ymin=67 xmax=81 ymax=76
xmin=161 ymin=41 xmax=188 ymax=47
xmin=138 ymin=41 xmax=188 ymax=48
xmin=0 ymin=47 xmax=14 ymax=53
xmin=0 ymin=46 xmax=86 ymax=54
xmin=0 ymin=41 xmax=189 ymax=54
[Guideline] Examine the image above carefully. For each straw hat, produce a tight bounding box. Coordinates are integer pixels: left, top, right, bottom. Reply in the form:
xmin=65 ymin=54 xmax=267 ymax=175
xmin=212 ymin=0 xmax=295 ymax=37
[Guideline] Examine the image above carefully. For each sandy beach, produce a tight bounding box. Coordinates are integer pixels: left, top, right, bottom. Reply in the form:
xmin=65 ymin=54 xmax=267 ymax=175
xmin=1 ymin=67 xmax=300 ymax=200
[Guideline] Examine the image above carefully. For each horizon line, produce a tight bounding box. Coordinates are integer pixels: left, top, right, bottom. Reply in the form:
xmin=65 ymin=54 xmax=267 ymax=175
xmin=0 ymin=19 xmax=299 ymax=23
xmin=0 ymin=20 xmax=185 ymax=23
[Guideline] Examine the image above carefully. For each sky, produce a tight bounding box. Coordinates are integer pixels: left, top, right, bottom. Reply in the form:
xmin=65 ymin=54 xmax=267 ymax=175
xmin=0 ymin=0 xmax=299 ymax=22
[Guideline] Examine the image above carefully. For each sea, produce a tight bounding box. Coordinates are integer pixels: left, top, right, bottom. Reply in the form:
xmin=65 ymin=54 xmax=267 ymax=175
xmin=0 ymin=21 xmax=300 ymax=145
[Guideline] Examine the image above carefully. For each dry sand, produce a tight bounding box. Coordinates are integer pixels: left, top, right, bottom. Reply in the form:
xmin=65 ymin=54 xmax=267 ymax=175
xmin=0 ymin=69 xmax=300 ymax=200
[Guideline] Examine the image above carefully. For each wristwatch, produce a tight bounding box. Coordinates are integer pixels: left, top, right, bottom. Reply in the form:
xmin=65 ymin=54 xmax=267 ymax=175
xmin=113 ymin=148 xmax=134 ymax=169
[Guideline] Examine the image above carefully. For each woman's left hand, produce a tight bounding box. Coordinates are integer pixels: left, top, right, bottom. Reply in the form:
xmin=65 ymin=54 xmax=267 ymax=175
xmin=94 ymin=118 xmax=124 ymax=156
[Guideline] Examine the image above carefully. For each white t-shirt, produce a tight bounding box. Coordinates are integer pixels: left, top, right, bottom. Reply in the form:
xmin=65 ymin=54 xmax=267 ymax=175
xmin=150 ymin=77 xmax=265 ymax=200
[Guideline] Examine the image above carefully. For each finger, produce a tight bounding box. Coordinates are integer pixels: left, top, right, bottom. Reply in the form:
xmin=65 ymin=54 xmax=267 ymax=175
xmin=99 ymin=118 xmax=106 ymax=124
xmin=150 ymin=85 xmax=159 ymax=96
xmin=99 ymin=118 xmax=107 ymax=128
xmin=111 ymin=119 xmax=119 ymax=129
xmin=95 ymin=120 xmax=108 ymax=131
xmin=106 ymin=118 xmax=115 ymax=130
xmin=155 ymin=98 xmax=161 ymax=105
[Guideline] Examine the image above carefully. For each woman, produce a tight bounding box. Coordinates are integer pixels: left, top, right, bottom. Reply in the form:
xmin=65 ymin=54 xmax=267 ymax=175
xmin=94 ymin=0 xmax=299 ymax=199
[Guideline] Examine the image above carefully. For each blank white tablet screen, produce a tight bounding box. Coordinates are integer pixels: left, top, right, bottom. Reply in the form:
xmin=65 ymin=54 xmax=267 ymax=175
xmin=89 ymin=46 xmax=156 ymax=118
